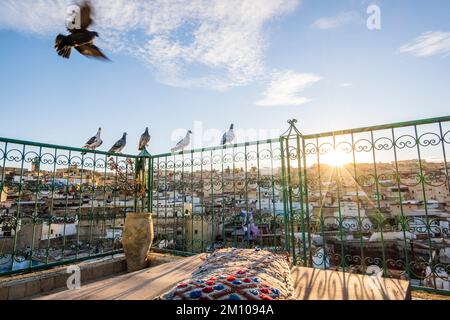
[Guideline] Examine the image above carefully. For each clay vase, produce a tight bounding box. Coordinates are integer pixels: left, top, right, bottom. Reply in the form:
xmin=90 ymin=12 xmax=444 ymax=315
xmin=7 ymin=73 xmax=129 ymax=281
xmin=122 ymin=212 xmax=154 ymax=273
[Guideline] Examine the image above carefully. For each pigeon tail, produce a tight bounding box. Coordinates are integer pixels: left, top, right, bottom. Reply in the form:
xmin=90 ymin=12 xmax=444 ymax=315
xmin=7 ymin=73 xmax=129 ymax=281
xmin=55 ymin=34 xmax=72 ymax=59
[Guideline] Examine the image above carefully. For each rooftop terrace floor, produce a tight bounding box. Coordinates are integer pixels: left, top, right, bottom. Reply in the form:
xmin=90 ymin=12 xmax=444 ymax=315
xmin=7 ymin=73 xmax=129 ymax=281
xmin=31 ymin=254 xmax=412 ymax=300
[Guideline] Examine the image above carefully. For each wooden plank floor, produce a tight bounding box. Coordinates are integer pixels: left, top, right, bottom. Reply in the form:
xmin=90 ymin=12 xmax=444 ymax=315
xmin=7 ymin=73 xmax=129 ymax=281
xmin=34 ymin=254 xmax=206 ymax=300
xmin=34 ymin=255 xmax=411 ymax=300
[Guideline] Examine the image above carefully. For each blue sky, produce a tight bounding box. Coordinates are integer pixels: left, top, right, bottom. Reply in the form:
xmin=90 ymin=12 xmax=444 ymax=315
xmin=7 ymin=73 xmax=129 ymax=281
xmin=0 ymin=0 xmax=450 ymax=155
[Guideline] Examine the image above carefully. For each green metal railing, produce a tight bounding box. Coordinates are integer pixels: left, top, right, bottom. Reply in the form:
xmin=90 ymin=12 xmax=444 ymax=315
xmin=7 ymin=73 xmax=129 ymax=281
xmin=150 ymin=137 xmax=284 ymax=256
xmin=1 ymin=115 xmax=449 ymax=294
xmin=149 ymin=115 xmax=450 ymax=294
xmin=280 ymin=116 xmax=450 ymax=293
xmin=0 ymin=139 xmax=138 ymax=275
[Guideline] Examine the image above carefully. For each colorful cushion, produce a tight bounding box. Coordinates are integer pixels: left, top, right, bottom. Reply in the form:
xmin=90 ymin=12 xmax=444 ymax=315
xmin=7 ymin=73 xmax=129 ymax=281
xmin=160 ymin=248 xmax=294 ymax=300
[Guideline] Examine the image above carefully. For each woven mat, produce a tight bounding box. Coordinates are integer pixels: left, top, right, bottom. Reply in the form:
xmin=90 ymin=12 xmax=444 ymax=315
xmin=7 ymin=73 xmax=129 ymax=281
xmin=159 ymin=248 xmax=294 ymax=300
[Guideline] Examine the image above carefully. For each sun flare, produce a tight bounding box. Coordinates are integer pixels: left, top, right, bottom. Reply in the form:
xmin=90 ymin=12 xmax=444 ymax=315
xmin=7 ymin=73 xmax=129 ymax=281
xmin=321 ymin=149 xmax=349 ymax=167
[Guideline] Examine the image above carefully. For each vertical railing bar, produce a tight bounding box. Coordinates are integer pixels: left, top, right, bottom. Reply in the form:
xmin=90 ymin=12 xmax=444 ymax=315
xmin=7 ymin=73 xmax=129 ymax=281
xmin=10 ymin=144 xmax=26 ymax=271
xmin=101 ymin=154 xmax=108 ymax=254
xmin=29 ymin=146 xmax=43 ymax=270
xmin=45 ymin=148 xmax=58 ymax=265
xmin=284 ymin=138 xmax=296 ymax=262
xmin=269 ymin=140 xmax=277 ymax=251
xmin=438 ymin=122 xmax=450 ymax=202
xmin=351 ymin=133 xmax=366 ymax=274
xmin=147 ymin=156 xmax=153 ymax=252
xmin=232 ymin=146 xmax=237 ymax=248
xmin=301 ymin=136 xmax=313 ymax=266
xmin=75 ymin=152 xmax=85 ymax=259
xmin=172 ymin=153 xmax=176 ymax=250
xmin=155 ymin=157 xmax=160 ymax=247
xmin=141 ymin=156 xmax=146 ymax=212
xmin=0 ymin=142 xmax=8 ymax=264
xmin=210 ymin=150 xmax=214 ymax=251
xmin=371 ymin=130 xmax=387 ymax=277
xmin=61 ymin=150 xmax=72 ymax=261
xmin=112 ymin=154 xmax=119 ymax=256
xmin=147 ymin=157 xmax=153 ymax=213
xmin=244 ymin=144 xmax=249 ymax=249
xmin=333 ymin=135 xmax=346 ymax=273
xmin=221 ymin=148 xmax=225 ymax=247
xmin=280 ymin=137 xmax=290 ymax=254
xmin=181 ymin=152 xmax=185 ymax=251
xmin=295 ymin=136 xmax=307 ymax=266
xmin=123 ymin=156 xmax=130 ymax=246
xmin=164 ymin=155 xmax=168 ymax=250
xmin=437 ymin=122 xmax=450 ymax=281
xmin=256 ymin=142 xmax=263 ymax=247
xmin=133 ymin=157 xmax=139 ymax=213
xmin=88 ymin=153 xmax=98 ymax=257
xmin=200 ymin=151 xmax=204 ymax=252
xmin=190 ymin=151 xmax=194 ymax=253
xmin=391 ymin=128 xmax=412 ymax=280
xmin=315 ymin=137 xmax=328 ymax=270
xmin=0 ymin=142 xmax=8 ymax=187
xmin=104 ymin=154 xmax=114 ymax=255
xmin=414 ymin=125 xmax=437 ymax=290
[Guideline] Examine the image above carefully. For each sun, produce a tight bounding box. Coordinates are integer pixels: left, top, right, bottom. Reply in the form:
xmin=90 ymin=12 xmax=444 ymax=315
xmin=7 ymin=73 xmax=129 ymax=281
xmin=321 ymin=149 xmax=349 ymax=167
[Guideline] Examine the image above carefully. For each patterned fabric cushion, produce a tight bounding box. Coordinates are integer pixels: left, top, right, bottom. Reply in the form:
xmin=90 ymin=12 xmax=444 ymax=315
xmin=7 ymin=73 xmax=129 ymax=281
xmin=160 ymin=248 xmax=294 ymax=300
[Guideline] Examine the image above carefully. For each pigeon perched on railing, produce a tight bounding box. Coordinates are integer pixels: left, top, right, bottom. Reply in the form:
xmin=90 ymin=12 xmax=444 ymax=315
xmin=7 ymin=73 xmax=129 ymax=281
xmin=139 ymin=127 xmax=151 ymax=151
xmin=54 ymin=1 xmax=109 ymax=60
xmin=221 ymin=124 xmax=235 ymax=145
xmin=171 ymin=130 xmax=192 ymax=153
xmin=109 ymin=133 xmax=127 ymax=154
xmin=81 ymin=127 xmax=102 ymax=155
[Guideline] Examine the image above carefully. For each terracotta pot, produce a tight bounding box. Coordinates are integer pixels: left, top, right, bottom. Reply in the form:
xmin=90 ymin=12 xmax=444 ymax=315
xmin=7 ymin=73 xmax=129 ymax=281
xmin=122 ymin=212 xmax=154 ymax=272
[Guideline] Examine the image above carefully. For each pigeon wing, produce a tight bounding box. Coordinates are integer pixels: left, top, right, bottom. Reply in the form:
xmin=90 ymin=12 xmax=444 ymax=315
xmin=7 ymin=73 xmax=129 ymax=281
xmin=175 ymin=138 xmax=185 ymax=148
xmin=171 ymin=138 xmax=185 ymax=152
xmin=139 ymin=134 xmax=149 ymax=150
xmin=114 ymin=139 xmax=125 ymax=149
xmin=75 ymin=44 xmax=109 ymax=60
xmin=227 ymin=130 xmax=235 ymax=143
xmin=221 ymin=132 xmax=227 ymax=145
xmin=79 ymin=2 xmax=93 ymax=30
xmin=109 ymin=139 xmax=123 ymax=152
xmin=84 ymin=135 xmax=97 ymax=146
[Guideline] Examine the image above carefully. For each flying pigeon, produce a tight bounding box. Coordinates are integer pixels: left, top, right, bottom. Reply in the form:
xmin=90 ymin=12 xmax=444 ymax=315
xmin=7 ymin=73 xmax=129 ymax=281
xmin=81 ymin=127 xmax=102 ymax=155
xmin=138 ymin=127 xmax=151 ymax=151
xmin=221 ymin=124 xmax=235 ymax=145
xmin=54 ymin=1 xmax=109 ymax=60
xmin=171 ymin=130 xmax=192 ymax=153
xmin=108 ymin=133 xmax=127 ymax=154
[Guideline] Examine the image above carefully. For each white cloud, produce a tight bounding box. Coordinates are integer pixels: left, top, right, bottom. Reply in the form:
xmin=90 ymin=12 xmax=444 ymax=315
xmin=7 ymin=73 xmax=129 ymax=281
xmin=0 ymin=0 xmax=300 ymax=90
xmin=255 ymin=71 xmax=321 ymax=107
xmin=311 ymin=11 xmax=361 ymax=30
xmin=399 ymin=31 xmax=450 ymax=57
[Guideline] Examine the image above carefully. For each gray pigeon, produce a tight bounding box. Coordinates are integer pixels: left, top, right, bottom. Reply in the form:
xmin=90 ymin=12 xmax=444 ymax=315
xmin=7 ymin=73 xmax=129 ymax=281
xmin=171 ymin=130 xmax=192 ymax=153
xmin=138 ymin=127 xmax=151 ymax=151
xmin=221 ymin=124 xmax=235 ymax=145
xmin=108 ymin=133 xmax=127 ymax=154
xmin=54 ymin=1 xmax=109 ymax=60
xmin=82 ymin=127 xmax=102 ymax=155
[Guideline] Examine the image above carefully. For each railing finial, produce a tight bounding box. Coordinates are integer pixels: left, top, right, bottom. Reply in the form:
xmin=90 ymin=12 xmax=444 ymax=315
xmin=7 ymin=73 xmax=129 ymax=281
xmin=282 ymin=118 xmax=303 ymax=137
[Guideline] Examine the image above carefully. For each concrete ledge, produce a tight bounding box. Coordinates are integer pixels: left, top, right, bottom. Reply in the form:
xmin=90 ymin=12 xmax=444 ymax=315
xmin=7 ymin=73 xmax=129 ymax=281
xmin=1 ymin=251 xmax=186 ymax=300
xmin=0 ymin=254 xmax=127 ymax=300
